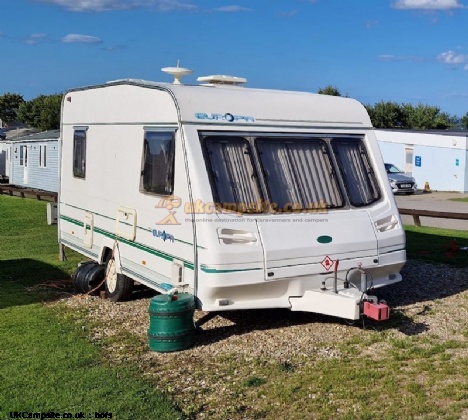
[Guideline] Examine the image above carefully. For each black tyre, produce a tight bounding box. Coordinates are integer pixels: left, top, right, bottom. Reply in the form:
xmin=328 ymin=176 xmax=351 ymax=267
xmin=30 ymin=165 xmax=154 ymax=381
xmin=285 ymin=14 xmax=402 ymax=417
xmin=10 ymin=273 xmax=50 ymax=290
xmin=104 ymin=257 xmax=133 ymax=301
xmin=72 ymin=261 xmax=96 ymax=293
xmin=81 ymin=264 xmax=105 ymax=294
xmin=72 ymin=261 xmax=105 ymax=294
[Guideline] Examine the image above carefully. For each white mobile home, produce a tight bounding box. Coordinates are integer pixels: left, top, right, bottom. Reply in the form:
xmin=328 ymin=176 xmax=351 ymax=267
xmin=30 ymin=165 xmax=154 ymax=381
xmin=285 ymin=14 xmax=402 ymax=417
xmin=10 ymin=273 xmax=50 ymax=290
xmin=376 ymin=129 xmax=468 ymax=192
xmin=9 ymin=130 xmax=60 ymax=192
xmin=59 ymin=70 xmax=406 ymax=321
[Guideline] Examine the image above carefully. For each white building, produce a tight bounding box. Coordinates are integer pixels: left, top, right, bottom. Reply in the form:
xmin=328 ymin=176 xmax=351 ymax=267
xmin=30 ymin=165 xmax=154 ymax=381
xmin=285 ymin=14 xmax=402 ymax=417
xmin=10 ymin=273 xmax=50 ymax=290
xmin=375 ymin=129 xmax=468 ymax=192
xmin=7 ymin=129 xmax=60 ymax=192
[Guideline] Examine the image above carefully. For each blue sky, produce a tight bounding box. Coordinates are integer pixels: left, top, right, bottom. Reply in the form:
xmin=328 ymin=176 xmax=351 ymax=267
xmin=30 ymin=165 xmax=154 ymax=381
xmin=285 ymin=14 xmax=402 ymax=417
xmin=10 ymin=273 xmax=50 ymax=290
xmin=1 ymin=0 xmax=467 ymax=117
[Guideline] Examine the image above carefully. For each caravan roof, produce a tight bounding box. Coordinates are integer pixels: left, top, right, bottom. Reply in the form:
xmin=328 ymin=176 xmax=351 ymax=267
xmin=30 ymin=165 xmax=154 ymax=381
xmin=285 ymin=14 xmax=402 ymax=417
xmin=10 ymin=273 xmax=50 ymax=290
xmin=65 ymin=78 xmax=372 ymax=129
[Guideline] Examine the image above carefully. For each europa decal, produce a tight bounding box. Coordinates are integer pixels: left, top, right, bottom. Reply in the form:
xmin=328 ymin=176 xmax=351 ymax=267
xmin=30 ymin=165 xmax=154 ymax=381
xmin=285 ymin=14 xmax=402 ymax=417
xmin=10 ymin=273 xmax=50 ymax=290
xmin=152 ymin=229 xmax=175 ymax=242
xmin=195 ymin=112 xmax=255 ymax=123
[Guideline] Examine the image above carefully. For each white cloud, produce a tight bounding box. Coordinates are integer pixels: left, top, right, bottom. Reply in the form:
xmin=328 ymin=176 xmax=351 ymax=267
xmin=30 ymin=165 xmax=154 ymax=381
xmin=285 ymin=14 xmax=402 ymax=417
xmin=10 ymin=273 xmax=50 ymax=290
xmin=24 ymin=33 xmax=48 ymax=45
xmin=279 ymin=9 xmax=298 ymax=17
xmin=393 ymin=0 xmax=465 ymax=10
xmin=213 ymin=5 xmax=251 ymax=12
xmin=33 ymin=0 xmax=137 ymax=11
xmin=465 ymin=64 xmax=468 ymax=71
xmin=437 ymin=50 xmax=468 ymax=64
xmin=33 ymin=0 xmax=197 ymax=12
xmin=366 ymin=20 xmax=379 ymax=29
xmin=378 ymin=54 xmax=424 ymax=62
xmin=156 ymin=0 xmax=197 ymax=11
xmin=62 ymin=34 xmax=103 ymax=44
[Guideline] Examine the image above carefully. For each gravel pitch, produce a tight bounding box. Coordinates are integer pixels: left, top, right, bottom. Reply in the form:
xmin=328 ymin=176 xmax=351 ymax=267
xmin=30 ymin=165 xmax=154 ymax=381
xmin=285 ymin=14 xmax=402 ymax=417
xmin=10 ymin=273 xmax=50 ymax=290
xmin=61 ymin=259 xmax=468 ymax=418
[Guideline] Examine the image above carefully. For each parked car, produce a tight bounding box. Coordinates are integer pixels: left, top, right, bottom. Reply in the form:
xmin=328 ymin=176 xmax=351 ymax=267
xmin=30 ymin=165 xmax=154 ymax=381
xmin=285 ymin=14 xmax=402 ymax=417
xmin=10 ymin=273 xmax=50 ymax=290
xmin=0 ymin=129 xmax=6 ymax=140
xmin=384 ymin=163 xmax=417 ymax=194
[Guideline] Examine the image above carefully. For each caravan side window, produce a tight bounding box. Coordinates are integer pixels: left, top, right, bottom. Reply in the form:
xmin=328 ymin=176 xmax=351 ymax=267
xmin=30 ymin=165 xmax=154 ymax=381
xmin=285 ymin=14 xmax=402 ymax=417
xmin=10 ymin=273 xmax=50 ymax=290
xmin=331 ymin=138 xmax=381 ymax=206
xmin=141 ymin=131 xmax=175 ymax=195
xmin=73 ymin=130 xmax=86 ymax=178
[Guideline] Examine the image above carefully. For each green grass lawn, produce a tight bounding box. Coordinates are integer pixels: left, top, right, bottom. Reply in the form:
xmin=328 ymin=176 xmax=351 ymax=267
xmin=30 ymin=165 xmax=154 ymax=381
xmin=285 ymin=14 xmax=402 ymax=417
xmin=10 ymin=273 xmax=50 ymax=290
xmin=405 ymin=225 xmax=468 ymax=267
xmin=449 ymin=197 xmax=468 ymax=203
xmin=0 ymin=195 xmax=183 ymax=420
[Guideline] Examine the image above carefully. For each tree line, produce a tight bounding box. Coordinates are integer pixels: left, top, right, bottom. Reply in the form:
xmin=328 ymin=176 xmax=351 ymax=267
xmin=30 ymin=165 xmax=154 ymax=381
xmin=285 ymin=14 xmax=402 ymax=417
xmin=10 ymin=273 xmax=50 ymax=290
xmin=317 ymin=85 xmax=468 ymax=130
xmin=0 ymin=93 xmax=62 ymax=131
xmin=0 ymin=88 xmax=467 ymax=131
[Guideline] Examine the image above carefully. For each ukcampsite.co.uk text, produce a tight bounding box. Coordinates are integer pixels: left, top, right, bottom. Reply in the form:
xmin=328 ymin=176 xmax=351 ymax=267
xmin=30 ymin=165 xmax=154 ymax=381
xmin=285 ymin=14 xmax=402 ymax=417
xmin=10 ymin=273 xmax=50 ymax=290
xmin=186 ymin=217 xmax=329 ymax=223
xmin=182 ymin=200 xmax=329 ymax=215
xmin=9 ymin=412 xmax=112 ymax=419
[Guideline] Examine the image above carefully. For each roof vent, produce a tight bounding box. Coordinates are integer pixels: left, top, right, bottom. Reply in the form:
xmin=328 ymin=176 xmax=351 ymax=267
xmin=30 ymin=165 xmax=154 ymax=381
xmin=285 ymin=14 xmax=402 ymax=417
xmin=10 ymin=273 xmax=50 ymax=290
xmin=197 ymin=74 xmax=247 ymax=86
xmin=161 ymin=60 xmax=193 ymax=85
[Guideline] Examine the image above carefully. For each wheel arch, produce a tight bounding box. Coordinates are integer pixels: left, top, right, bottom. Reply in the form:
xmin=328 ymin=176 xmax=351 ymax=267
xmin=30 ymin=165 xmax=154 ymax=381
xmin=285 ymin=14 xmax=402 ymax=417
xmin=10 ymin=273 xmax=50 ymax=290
xmin=98 ymin=241 xmax=123 ymax=274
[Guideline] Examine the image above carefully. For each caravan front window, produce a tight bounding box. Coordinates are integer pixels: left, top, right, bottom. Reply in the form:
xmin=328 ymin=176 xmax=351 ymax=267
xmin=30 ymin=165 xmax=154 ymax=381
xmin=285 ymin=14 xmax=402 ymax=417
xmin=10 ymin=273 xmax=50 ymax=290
xmin=331 ymin=138 xmax=381 ymax=206
xmin=141 ymin=131 xmax=175 ymax=195
xmin=201 ymin=132 xmax=381 ymax=213
xmin=73 ymin=130 xmax=86 ymax=178
xmin=256 ymin=138 xmax=344 ymax=211
xmin=204 ymin=136 xmax=263 ymax=212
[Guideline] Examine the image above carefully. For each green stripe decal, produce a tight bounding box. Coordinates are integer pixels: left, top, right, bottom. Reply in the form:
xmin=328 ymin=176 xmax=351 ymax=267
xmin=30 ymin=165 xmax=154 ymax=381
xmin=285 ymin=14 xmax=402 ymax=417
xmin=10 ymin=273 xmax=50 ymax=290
xmin=60 ymin=215 xmax=194 ymax=270
xmin=200 ymin=266 xmax=262 ymax=274
xmin=59 ymin=202 xmax=194 ymax=246
xmin=61 ymin=215 xmax=262 ymax=274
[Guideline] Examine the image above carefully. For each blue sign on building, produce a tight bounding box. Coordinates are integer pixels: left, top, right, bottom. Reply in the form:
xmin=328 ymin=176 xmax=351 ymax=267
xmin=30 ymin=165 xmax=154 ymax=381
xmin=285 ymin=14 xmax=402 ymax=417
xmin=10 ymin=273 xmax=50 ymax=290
xmin=415 ymin=156 xmax=421 ymax=167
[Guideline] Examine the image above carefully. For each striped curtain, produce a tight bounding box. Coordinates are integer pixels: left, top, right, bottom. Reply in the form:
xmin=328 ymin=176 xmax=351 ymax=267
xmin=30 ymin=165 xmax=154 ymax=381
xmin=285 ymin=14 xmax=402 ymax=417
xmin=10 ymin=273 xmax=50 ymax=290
xmin=332 ymin=139 xmax=381 ymax=206
xmin=257 ymin=139 xmax=343 ymax=210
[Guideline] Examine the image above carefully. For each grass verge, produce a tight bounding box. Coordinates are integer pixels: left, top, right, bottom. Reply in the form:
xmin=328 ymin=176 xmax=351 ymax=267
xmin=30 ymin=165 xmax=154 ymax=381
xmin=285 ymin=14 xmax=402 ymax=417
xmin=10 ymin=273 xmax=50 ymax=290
xmin=0 ymin=195 xmax=182 ymax=419
xmin=449 ymin=197 xmax=468 ymax=203
xmin=404 ymin=224 xmax=468 ymax=267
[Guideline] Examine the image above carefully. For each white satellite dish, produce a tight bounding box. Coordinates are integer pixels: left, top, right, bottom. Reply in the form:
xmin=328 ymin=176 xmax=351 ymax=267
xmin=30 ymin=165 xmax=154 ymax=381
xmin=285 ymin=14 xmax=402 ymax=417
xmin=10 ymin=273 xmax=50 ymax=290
xmin=161 ymin=61 xmax=193 ymax=85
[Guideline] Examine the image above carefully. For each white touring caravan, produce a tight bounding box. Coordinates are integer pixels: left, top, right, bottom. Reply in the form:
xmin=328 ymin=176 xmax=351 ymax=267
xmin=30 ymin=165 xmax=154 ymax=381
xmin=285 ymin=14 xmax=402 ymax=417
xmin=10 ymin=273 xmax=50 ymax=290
xmin=58 ymin=67 xmax=406 ymax=321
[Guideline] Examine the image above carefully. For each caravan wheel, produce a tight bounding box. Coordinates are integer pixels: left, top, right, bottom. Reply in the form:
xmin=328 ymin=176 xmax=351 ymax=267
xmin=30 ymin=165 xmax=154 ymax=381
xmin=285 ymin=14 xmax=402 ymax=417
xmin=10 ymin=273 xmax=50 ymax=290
xmin=104 ymin=257 xmax=133 ymax=301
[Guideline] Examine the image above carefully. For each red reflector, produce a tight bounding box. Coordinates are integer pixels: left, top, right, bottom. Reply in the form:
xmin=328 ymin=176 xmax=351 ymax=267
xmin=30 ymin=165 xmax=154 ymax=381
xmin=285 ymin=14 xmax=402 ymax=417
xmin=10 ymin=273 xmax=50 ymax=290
xmin=363 ymin=301 xmax=390 ymax=321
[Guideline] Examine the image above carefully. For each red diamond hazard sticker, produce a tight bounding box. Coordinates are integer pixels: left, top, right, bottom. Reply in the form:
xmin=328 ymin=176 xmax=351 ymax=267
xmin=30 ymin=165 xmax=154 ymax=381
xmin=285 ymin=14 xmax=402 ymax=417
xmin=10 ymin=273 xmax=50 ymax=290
xmin=321 ymin=256 xmax=334 ymax=271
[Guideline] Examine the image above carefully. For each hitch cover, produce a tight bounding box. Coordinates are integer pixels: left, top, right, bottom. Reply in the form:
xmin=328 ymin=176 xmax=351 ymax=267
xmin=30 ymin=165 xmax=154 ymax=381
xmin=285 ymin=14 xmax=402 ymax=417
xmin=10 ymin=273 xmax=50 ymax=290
xmin=363 ymin=301 xmax=390 ymax=321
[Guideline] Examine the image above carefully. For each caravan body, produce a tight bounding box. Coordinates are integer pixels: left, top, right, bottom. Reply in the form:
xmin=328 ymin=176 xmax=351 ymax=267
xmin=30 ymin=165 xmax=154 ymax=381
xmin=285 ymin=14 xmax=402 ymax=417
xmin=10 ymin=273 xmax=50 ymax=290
xmin=58 ymin=75 xmax=405 ymax=320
